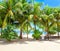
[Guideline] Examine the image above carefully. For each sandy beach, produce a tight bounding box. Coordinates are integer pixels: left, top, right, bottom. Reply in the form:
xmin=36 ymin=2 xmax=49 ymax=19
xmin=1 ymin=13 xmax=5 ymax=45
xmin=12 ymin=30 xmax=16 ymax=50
xmin=0 ymin=34 xmax=60 ymax=51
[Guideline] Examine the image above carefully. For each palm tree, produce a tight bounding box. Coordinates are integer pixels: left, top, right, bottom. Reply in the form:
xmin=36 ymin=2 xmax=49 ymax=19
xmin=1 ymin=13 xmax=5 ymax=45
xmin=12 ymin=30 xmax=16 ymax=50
xmin=33 ymin=1 xmax=43 ymax=31
xmin=0 ymin=0 xmax=19 ymax=28
xmin=0 ymin=1 xmax=7 ymax=35
xmin=0 ymin=0 xmax=25 ymax=38
xmin=39 ymin=6 xmax=56 ymax=40
xmin=14 ymin=0 xmax=33 ymax=39
xmin=23 ymin=21 xmax=32 ymax=39
xmin=53 ymin=8 xmax=60 ymax=38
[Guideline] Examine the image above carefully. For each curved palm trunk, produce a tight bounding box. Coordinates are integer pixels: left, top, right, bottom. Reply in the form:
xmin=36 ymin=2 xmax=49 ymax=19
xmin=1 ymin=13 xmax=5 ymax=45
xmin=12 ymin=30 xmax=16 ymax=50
xmin=0 ymin=26 xmax=2 ymax=36
xmin=34 ymin=20 xmax=36 ymax=31
xmin=47 ymin=32 xmax=49 ymax=40
xmin=47 ymin=21 xmax=50 ymax=40
xmin=1 ymin=28 xmax=2 ymax=36
xmin=46 ymin=21 xmax=49 ymax=40
xmin=27 ymin=23 xmax=28 ymax=39
xmin=58 ymin=32 xmax=59 ymax=38
xmin=46 ymin=28 xmax=49 ymax=40
xmin=27 ymin=33 xmax=28 ymax=39
xmin=32 ymin=14 xmax=36 ymax=35
xmin=20 ymin=28 xmax=23 ymax=39
xmin=57 ymin=22 xmax=59 ymax=39
xmin=47 ymin=30 xmax=50 ymax=40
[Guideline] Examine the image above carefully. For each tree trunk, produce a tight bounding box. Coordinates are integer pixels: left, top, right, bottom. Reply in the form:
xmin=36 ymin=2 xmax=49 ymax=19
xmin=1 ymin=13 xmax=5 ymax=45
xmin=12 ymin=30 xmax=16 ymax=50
xmin=58 ymin=32 xmax=59 ymax=39
xmin=47 ymin=32 xmax=49 ymax=40
xmin=47 ymin=21 xmax=49 ymax=40
xmin=27 ymin=23 xmax=28 ymax=39
xmin=57 ymin=22 xmax=59 ymax=39
xmin=47 ymin=33 xmax=50 ymax=40
xmin=34 ymin=15 xmax=37 ymax=32
xmin=27 ymin=33 xmax=28 ymax=39
xmin=46 ymin=21 xmax=49 ymax=40
xmin=34 ymin=20 xmax=36 ymax=31
xmin=0 ymin=26 xmax=2 ymax=36
xmin=20 ymin=28 xmax=23 ymax=39
xmin=1 ymin=28 xmax=2 ymax=36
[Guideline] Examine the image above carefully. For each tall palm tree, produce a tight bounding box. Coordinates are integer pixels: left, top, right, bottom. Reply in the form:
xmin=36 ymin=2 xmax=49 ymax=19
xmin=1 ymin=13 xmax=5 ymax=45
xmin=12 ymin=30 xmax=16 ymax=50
xmin=39 ymin=6 xmax=56 ymax=40
xmin=53 ymin=8 xmax=60 ymax=38
xmin=33 ymin=1 xmax=43 ymax=32
xmin=14 ymin=0 xmax=33 ymax=39
xmin=0 ymin=0 xmax=24 ymax=38
xmin=0 ymin=0 xmax=19 ymax=28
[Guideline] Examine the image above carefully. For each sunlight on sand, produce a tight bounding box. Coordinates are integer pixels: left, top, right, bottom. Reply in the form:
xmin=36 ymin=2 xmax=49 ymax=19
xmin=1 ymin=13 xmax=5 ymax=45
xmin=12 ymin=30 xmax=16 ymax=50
xmin=0 ymin=35 xmax=60 ymax=51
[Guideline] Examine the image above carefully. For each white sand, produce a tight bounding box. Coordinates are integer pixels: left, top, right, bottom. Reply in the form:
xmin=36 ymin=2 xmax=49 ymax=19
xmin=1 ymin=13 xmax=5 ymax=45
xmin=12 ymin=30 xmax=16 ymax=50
xmin=0 ymin=35 xmax=60 ymax=51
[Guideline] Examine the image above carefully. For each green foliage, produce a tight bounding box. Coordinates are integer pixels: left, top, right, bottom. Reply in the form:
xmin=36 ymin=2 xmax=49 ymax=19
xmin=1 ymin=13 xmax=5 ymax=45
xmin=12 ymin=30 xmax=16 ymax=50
xmin=48 ymin=25 xmax=57 ymax=35
xmin=1 ymin=25 xmax=18 ymax=41
xmin=48 ymin=30 xmax=56 ymax=35
xmin=0 ymin=0 xmax=60 ymax=40
xmin=0 ymin=17 xmax=2 ymax=27
xmin=32 ymin=30 xmax=42 ymax=40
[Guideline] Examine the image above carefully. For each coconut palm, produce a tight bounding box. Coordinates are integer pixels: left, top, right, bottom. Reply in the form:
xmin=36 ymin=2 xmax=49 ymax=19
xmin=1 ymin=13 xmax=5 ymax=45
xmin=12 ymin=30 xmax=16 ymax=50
xmin=39 ymin=6 xmax=56 ymax=40
xmin=0 ymin=0 xmax=26 ymax=39
xmin=23 ymin=22 xmax=33 ymax=39
xmin=14 ymin=0 xmax=33 ymax=39
xmin=53 ymin=8 xmax=60 ymax=38
xmin=0 ymin=0 xmax=22 ymax=28
xmin=0 ymin=0 xmax=23 ymax=40
xmin=32 ymin=1 xmax=43 ymax=31
xmin=0 ymin=1 xmax=7 ymax=35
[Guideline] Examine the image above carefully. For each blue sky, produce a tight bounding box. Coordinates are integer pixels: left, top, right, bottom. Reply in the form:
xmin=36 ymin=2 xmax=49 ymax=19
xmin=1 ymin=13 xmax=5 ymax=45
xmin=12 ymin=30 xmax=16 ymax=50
xmin=0 ymin=0 xmax=60 ymax=7
xmin=35 ymin=0 xmax=60 ymax=7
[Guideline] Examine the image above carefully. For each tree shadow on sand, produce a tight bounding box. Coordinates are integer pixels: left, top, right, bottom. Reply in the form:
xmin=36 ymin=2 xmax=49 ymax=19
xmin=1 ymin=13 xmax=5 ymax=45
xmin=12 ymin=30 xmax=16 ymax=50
xmin=0 ymin=38 xmax=28 ymax=45
xmin=1 ymin=37 xmax=60 ymax=45
xmin=0 ymin=37 xmax=40 ymax=45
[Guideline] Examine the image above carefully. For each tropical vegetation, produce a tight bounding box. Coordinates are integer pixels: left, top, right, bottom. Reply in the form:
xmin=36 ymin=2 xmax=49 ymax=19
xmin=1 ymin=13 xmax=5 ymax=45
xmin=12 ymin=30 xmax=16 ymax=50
xmin=0 ymin=0 xmax=60 ymax=41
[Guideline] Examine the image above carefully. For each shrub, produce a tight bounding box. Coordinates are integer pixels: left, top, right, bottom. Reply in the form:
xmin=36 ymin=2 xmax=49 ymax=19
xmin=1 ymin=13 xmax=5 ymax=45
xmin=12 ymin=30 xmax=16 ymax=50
xmin=1 ymin=25 xmax=18 ymax=41
xmin=32 ymin=30 xmax=42 ymax=40
xmin=48 ymin=30 xmax=57 ymax=35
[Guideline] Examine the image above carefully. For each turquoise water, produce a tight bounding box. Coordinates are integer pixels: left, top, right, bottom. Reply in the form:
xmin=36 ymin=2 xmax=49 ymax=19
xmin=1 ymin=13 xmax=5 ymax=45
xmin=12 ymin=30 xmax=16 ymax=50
xmin=14 ymin=29 xmax=33 ymax=35
xmin=0 ymin=28 xmax=47 ymax=35
xmin=14 ymin=29 xmax=47 ymax=35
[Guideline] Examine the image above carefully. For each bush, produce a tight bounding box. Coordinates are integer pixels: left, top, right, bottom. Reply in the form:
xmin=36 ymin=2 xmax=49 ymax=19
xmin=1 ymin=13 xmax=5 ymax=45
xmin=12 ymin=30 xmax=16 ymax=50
xmin=1 ymin=25 xmax=18 ymax=41
xmin=32 ymin=30 xmax=42 ymax=40
xmin=48 ymin=30 xmax=57 ymax=35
